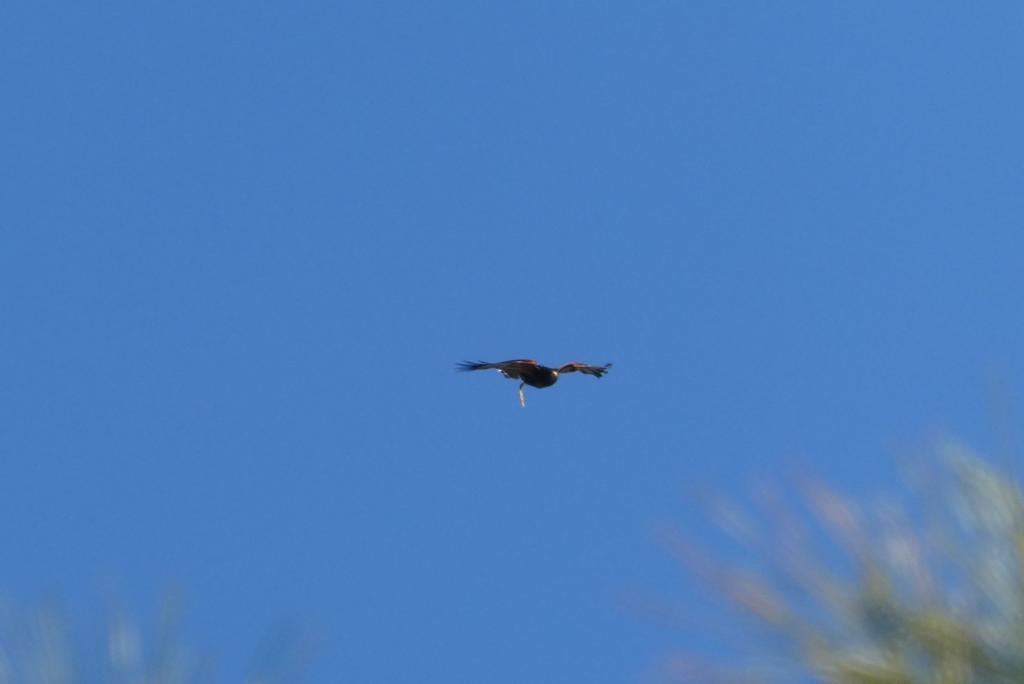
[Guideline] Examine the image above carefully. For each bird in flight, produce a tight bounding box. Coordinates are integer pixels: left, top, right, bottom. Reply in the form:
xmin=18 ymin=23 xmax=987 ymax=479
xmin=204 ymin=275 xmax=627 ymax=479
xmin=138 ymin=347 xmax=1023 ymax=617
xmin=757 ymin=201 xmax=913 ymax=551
xmin=457 ymin=359 xmax=612 ymax=407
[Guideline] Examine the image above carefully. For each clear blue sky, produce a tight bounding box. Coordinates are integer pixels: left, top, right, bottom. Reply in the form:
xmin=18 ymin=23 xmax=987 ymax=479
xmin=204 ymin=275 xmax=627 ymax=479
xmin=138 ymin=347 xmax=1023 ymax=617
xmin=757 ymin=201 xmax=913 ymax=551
xmin=3 ymin=3 xmax=1023 ymax=681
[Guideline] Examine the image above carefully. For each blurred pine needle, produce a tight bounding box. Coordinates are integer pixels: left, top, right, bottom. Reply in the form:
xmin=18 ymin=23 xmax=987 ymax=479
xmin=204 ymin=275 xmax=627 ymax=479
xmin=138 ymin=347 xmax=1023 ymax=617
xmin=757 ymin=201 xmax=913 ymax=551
xmin=664 ymin=440 xmax=1024 ymax=684
xmin=0 ymin=594 xmax=312 ymax=684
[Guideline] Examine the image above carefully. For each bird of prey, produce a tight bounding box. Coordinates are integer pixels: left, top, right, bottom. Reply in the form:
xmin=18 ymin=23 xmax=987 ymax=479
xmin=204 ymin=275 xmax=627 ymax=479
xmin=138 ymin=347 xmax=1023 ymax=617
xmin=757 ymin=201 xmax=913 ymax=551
xmin=457 ymin=359 xmax=612 ymax=407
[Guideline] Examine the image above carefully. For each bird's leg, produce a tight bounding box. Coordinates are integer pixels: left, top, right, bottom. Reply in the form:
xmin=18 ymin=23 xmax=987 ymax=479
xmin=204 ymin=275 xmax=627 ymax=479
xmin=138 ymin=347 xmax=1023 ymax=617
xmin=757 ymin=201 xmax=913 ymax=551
xmin=518 ymin=382 xmax=526 ymax=407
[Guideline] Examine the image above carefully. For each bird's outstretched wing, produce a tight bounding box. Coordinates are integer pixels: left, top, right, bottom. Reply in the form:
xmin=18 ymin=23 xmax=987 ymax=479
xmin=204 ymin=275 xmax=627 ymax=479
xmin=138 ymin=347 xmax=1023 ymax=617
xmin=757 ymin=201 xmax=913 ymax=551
xmin=557 ymin=362 xmax=612 ymax=378
xmin=456 ymin=359 xmax=540 ymax=379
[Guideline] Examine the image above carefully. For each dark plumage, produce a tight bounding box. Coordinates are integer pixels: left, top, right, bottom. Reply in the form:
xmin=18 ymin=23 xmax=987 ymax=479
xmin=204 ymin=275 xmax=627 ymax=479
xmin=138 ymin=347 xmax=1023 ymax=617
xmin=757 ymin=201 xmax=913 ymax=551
xmin=457 ymin=359 xmax=612 ymax=406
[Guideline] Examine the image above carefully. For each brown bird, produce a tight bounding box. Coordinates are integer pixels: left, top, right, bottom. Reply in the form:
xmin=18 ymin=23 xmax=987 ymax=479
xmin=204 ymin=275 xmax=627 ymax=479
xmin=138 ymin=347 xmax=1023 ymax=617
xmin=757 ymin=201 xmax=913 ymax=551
xmin=457 ymin=359 xmax=612 ymax=407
